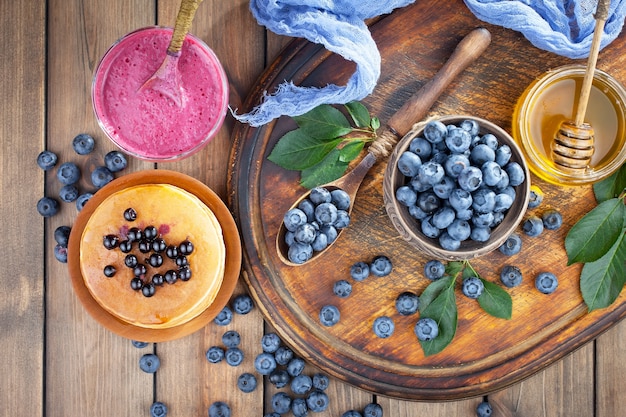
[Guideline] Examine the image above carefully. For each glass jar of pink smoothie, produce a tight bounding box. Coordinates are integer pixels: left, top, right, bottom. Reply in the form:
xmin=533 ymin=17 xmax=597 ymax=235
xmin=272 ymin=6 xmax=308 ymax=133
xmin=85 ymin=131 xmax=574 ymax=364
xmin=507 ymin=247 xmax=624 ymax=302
xmin=92 ymin=27 xmax=229 ymax=161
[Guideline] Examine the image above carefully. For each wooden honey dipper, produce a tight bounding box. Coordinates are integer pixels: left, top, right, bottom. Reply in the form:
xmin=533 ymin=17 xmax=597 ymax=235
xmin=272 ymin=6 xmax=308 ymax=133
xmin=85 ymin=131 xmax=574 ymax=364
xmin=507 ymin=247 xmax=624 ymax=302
xmin=551 ymin=0 xmax=610 ymax=171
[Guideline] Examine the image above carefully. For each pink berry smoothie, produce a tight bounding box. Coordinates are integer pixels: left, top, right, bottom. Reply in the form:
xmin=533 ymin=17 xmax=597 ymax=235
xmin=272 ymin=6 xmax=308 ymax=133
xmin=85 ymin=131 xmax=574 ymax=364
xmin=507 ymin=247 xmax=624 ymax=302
xmin=92 ymin=27 xmax=229 ymax=161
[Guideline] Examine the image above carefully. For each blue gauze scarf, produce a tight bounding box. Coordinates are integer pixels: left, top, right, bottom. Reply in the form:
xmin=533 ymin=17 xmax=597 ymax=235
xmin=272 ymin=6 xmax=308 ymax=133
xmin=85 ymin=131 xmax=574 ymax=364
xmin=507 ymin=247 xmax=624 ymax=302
xmin=234 ymin=0 xmax=626 ymax=127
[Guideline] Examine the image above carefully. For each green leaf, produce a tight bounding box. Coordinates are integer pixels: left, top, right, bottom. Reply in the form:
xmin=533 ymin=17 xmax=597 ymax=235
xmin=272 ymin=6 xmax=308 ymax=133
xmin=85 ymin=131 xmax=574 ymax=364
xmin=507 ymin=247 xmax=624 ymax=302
xmin=477 ymin=279 xmax=513 ymax=319
xmin=565 ymin=198 xmax=626 ymax=264
xmin=419 ymin=275 xmax=455 ymax=311
xmin=299 ymin=148 xmax=349 ymax=189
xmin=580 ymin=230 xmax=626 ymax=311
xmin=370 ymin=117 xmax=380 ymax=131
xmin=344 ymin=101 xmax=371 ymax=128
xmin=268 ymin=129 xmax=342 ymax=171
xmin=593 ymin=163 xmax=626 ymax=203
xmin=445 ymin=261 xmax=464 ymax=278
xmin=293 ymin=104 xmax=352 ymax=139
xmin=419 ymin=283 xmax=458 ymax=356
xmin=338 ymin=141 xmax=365 ymax=163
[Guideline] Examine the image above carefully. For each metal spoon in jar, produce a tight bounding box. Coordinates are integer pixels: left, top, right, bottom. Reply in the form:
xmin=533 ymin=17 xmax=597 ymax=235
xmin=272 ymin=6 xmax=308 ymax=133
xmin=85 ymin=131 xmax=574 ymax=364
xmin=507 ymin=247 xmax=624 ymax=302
xmin=277 ymin=27 xmax=492 ymax=266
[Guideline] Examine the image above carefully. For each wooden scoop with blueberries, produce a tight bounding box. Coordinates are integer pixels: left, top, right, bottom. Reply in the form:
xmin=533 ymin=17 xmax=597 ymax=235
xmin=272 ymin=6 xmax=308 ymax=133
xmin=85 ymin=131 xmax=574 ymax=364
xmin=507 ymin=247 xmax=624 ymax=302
xmin=277 ymin=27 xmax=492 ymax=266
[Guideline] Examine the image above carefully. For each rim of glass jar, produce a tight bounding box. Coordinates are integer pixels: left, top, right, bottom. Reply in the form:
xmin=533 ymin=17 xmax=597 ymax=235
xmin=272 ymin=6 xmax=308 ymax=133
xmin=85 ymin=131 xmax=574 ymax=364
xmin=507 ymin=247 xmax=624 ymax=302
xmin=514 ymin=64 xmax=626 ymax=186
xmin=91 ymin=26 xmax=230 ymax=162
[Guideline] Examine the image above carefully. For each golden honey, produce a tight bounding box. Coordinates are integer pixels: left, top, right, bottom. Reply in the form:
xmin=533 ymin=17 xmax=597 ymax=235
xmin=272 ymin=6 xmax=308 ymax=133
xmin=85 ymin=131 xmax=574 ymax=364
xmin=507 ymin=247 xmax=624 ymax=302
xmin=513 ymin=64 xmax=626 ymax=185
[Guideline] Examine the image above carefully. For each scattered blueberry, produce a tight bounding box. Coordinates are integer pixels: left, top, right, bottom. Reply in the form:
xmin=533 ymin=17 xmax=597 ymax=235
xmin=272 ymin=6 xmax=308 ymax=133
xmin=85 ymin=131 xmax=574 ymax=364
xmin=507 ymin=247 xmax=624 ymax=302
xmin=350 ymin=261 xmax=370 ymax=281
xmin=37 ymin=150 xmax=58 ymax=170
xmin=72 ymin=133 xmax=95 ymax=155
xmin=370 ymin=255 xmax=392 ymax=277
xmin=103 ymin=265 xmax=116 ymax=277
xmin=269 ymin=369 xmax=290 ymax=388
xmin=206 ymin=346 xmax=225 ymax=364
xmin=208 ymin=402 xmax=231 ymax=417
xmin=104 ymin=150 xmax=128 ymax=172
xmin=54 ymin=225 xmax=71 ymax=245
xmin=535 ymin=272 xmax=558 ymax=294
xmin=528 ymin=185 xmax=544 ymax=208
xmin=499 ymin=233 xmax=522 ymax=256
xmin=522 ymin=215 xmax=544 ymax=237
xmin=222 ymin=330 xmax=241 ymax=348
xmin=415 ymin=317 xmax=439 ymax=341
xmin=237 ymin=373 xmax=257 ymax=393
xmin=373 ymin=316 xmax=395 ymax=338
xmin=395 ymin=292 xmax=419 ymax=316
xmin=254 ymin=352 xmax=277 ymax=375
xmin=131 ymin=340 xmax=148 ymax=348
xmin=37 ymin=197 xmax=59 ymax=217
xmin=476 ymin=400 xmax=493 ymax=417
xmin=319 ymin=305 xmax=340 ymax=327
xmin=500 ymin=265 xmax=523 ymax=288
xmin=214 ymin=306 xmax=233 ymax=326
xmin=225 ymin=347 xmax=244 ymax=366
xmin=342 ymin=410 xmax=363 ymax=417
xmin=292 ymin=397 xmax=308 ymax=417
xmin=363 ymin=403 xmax=384 ymax=417
xmin=287 ymin=357 xmax=306 ymax=377
xmin=291 ymin=374 xmax=313 ymax=395
xmin=261 ymin=332 xmax=281 ymax=353
xmin=54 ymin=244 xmax=68 ymax=263
xmin=124 ymin=207 xmax=137 ymax=221
xmin=542 ymin=209 xmax=563 ymax=230
xmin=274 ymin=346 xmax=294 ymax=366
xmin=75 ymin=193 xmax=93 ymax=211
xmin=57 ymin=162 xmax=81 ymax=185
xmin=271 ymin=392 xmax=292 ymax=415
xmin=59 ymin=184 xmax=79 ymax=203
xmin=232 ymin=293 xmax=254 ymax=315
xmin=312 ymin=373 xmax=330 ymax=391
xmin=150 ymin=401 xmax=168 ymax=417
xmin=333 ymin=280 xmax=352 ymax=298
xmin=139 ymin=353 xmax=160 ymax=373
xmin=306 ymin=390 xmax=330 ymax=413
xmin=91 ymin=166 xmax=114 ymax=189
xmin=462 ymin=276 xmax=485 ymax=299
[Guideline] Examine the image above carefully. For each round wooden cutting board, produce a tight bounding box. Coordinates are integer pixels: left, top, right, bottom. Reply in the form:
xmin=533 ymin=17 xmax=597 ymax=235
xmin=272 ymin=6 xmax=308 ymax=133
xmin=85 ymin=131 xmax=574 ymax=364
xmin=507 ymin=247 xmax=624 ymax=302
xmin=228 ymin=0 xmax=626 ymax=400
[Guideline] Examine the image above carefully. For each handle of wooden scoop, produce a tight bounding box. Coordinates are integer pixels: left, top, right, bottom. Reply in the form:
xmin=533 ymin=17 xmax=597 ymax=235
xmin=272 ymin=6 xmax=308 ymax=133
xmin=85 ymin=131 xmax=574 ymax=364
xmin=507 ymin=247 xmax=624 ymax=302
xmin=168 ymin=0 xmax=204 ymax=55
xmin=368 ymin=28 xmax=492 ymax=159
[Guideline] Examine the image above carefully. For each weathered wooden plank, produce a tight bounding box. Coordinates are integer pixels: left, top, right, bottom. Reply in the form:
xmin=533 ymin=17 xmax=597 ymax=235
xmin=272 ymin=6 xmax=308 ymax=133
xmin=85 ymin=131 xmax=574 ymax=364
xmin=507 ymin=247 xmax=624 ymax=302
xmin=45 ymin=1 xmax=154 ymax=416
xmin=596 ymin=319 xmax=626 ymax=417
xmin=0 ymin=1 xmax=46 ymax=416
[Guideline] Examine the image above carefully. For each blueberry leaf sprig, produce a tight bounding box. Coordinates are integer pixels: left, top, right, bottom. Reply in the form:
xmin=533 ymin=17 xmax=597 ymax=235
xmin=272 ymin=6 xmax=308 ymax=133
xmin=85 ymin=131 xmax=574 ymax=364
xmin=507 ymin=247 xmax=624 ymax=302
xmin=565 ymin=163 xmax=626 ymax=311
xmin=267 ymin=102 xmax=380 ymax=189
xmin=419 ymin=261 xmax=512 ymax=356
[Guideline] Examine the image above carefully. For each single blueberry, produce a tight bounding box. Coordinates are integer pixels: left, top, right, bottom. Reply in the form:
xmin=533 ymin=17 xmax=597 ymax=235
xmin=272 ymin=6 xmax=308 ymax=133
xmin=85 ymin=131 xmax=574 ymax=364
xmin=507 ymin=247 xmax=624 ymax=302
xmin=271 ymin=392 xmax=292 ymax=415
xmin=448 ymin=188 xmax=473 ymax=211
xmin=423 ymin=120 xmax=448 ymax=144
xmin=445 ymin=127 xmax=472 ymax=153
xmin=542 ymin=209 xmax=563 ymax=230
xmin=208 ymin=402 xmax=231 ymax=417
xmin=470 ymin=144 xmax=496 ymax=166
xmin=494 ymin=193 xmax=513 ymax=213
xmin=287 ymin=357 xmax=306 ymax=377
xmin=254 ymin=352 xmax=277 ymax=375
xmin=416 ymin=191 xmax=441 ymax=213
xmin=481 ymin=161 xmax=503 ymax=187
xmin=214 ymin=306 xmax=233 ymax=326
xmin=472 ymin=188 xmax=496 ymax=214
xmin=470 ymin=226 xmax=491 ymax=242
xmin=312 ymin=373 xmax=330 ymax=391
xmin=418 ymin=161 xmax=445 ymax=185
xmin=37 ymin=150 xmax=58 ymax=170
xmin=478 ymin=133 xmax=499 ymax=150
xmin=363 ymin=403 xmax=384 ymax=417
xmin=222 ymin=330 xmax=241 ymax=348
xmin=131 ymin=340 xmax=148 ymax=349
xmin=139 ymin=353 xmax=160 ymax=373
xmin=319 ymin=305 xmax=340 ymax=327
xmin=476 ymin=400 xmax=493 ymax=417
xmin=505 ymin=162 xmax=525 ymax=186
xmin=320 ymin=225 xmax=338 ymax=244
xmin=415 ymin=317 xmax=439 ymax=341
xmin=410 ymin=175 xmax=432 ymax=193
xmin=522 ymin=215 xmax=544 ymax=237
xmin=342 ymin=410 xmax=363 ymax=417
xmin=528 ymin=185 xmax=544 ymax=208
xmin=499 ymin=233 xmax=522 ymax=256
xmin=72 ymin=133 xmax=95 ymax=155
xmin=274 ymin=346 xmax=294 ymax=365
xmin=409 ymin=136 xmax=432 ymax=159
xmin=292 ymin=398 xmax=308 ymax=417
xmin=397 ymin=151 xmax=422 ymax=177
xmin=333 ymin=279 xmax=352 ymax=298
xmin=54 ymin=244 xmax=68 ymax=263
xmin=396 ymin=291 xmax=420 ymax=316
xmin=500 ymin=265 xmax=523 ymax=288
xmin=495 ymin=144 xmax=512 ymax=166
xmin=458 ymin=166 xmax=483 ymax=192
xmin=269 ymin=369 xmax=290 ymax=388
xmin=309 ymin=187 xmax=331 ymax=204
xmin=297 ymin=198 xmax=315 ymax=222
xmin=54 ymin=226 xmax=71 ymax=246
xmin=409 ymin=204 xmax=429 ymax=220
xmin=59 ymin=184 xmax=79 ymax=203
xmin=372 ymin=316 xmax=395 ymax=338
xmin=494 ymin=170 xmax=510 ymax=190
xmin=491 ymin=211 xmax=505 ymax=228
xmin=462 ymin=276 xmax=484 ymax=299
xmin=104 ymin=150 xmax=128 ymax=172
xmin=370 ymin=255 xmax=392 ymax=277
xmin=288 ymin=242 xmax=313 ymax=264
xmin=350 ymin=261 xmax=370 ymax=281
xmin=333 ymin=210 xmax=350 ymax=229
xmin=432 ymin=175 xmax=455 ymax=199
xmin=75 ymin=192 xmax=93 ymax=211
xmin=311 ymin=232 xmax=328 ymax=252
xmin=424 ymin=260 xmax=445 ymax=280
xmin=37 ymin=197 xmax=59 ymax=217
xmin=431 ymin=206 xmax=455 ymax=229
xmin=261 ymin=332 xmax=281 ymax=353
xmin=225 ymin=347 xmax=244 ymax=366
xmin=150 ymin=401 xmax=168 ymax=417
xmin=315 ymin=202 xmax=338 ymax=225
xmin=330 ymin=189 xmax=351 ymax=210
xmin=439 ymin=231 xmax=461 ymax=251
xmin=499 ymin=185 xmax=516 ymax=201
xmin=232 ymin=293 xmax=254 ymax=315
xmin=447 ymin=219 xmax=471 ymax=241
xmin=284 ymin=208 xmax=308 ymax=232
xmin=455 ymin=207 xmax=474 ymax=221
xmin=291 ymin=374 xmax=313 ymax=395
xmin=421 ymin=216 xmax=442 ymax=239
xmin=306 ymin=390 xmax=330 ymax=413
xmin=91 ymin=166 xmax=114 ymax=189
xmin=57 ymin=162 xmax=81 ymax=185
xmin=395 ymin=185 xmax=417 ymax=207
xmin=535 ymin=271 xmax=558 ymax=294
xmin=444 ymin=153 xmax=470 ymax=178
xmin=237 ymin=372 xmax=257 ymax=393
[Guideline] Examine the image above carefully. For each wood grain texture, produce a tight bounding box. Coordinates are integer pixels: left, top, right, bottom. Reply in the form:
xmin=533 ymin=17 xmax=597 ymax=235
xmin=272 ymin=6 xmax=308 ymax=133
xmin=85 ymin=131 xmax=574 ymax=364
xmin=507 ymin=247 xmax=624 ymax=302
xmin=0 ymin=1 xmax=45 ymax=416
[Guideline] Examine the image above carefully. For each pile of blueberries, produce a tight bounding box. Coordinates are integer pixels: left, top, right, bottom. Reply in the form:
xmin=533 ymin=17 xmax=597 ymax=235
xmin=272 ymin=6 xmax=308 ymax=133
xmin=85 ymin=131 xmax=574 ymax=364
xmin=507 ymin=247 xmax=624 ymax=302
xmin=393 ymin=119 xmax=526 ymax=251
xmin=100 ymin=208 xmax=196 ymax=297
xmin=282 ymin=186 xmax=351 ymax=264
xmin=37 ymin=133 xmax=128 ymax=263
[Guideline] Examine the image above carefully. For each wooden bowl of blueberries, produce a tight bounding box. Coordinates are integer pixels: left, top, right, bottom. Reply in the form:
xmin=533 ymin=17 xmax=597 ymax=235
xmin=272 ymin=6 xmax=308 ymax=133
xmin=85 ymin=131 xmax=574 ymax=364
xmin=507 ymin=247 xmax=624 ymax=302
xmin=383 ymin=115 xmax=531 ymax=261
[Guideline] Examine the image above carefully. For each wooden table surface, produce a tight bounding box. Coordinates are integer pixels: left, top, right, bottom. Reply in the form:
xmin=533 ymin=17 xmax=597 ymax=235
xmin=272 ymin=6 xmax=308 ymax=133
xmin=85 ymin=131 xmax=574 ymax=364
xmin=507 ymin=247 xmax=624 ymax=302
xmin=2 ymin=1 xmax=624 ymax=416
